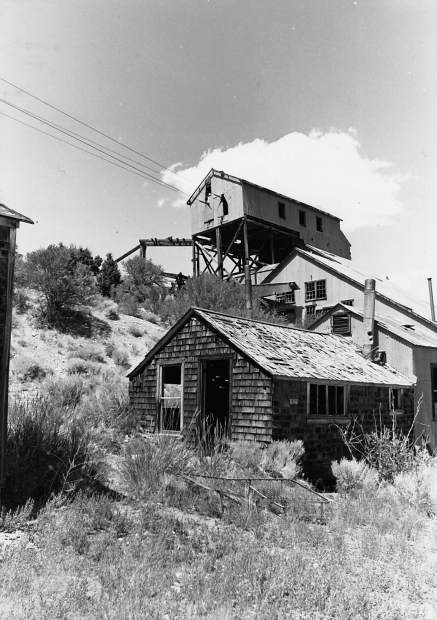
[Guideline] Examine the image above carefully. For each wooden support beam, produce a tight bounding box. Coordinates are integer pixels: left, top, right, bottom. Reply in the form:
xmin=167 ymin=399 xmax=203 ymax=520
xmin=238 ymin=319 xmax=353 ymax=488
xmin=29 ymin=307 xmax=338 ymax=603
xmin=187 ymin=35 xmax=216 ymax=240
xmin=243 ymin=218 xmax=253 ymax=318
xmin=215 ymin=226 xmax=223 ymax=278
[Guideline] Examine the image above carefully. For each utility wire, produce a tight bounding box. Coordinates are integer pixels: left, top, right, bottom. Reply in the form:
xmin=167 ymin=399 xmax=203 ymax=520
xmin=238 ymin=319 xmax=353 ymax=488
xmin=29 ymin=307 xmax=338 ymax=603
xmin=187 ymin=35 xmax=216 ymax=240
xmin=0 ymin=96 xmax=187 ymax=194
xmin=0 ymin=75 xmax=172 ymax=173
xmin=0 ymin=111 xmax=159 ymax=182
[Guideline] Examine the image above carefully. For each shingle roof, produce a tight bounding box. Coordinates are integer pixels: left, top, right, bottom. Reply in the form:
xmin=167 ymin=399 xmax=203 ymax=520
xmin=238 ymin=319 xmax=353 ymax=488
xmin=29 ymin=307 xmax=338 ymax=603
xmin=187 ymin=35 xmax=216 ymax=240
xmin=0 ymin=204 xmax=34 ymax=224
xmin=129 ymin=307 xmax=413 ymax=387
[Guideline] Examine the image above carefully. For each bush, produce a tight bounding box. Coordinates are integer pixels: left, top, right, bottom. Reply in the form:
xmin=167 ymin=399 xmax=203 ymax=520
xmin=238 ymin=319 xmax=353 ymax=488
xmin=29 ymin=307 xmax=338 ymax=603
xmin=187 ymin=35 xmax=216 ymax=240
xmin=68 ymin=342 xmax=106 ymax=363
xmin=24 ymin=244 xmax=97 ymax=325
xmin=121 ymin=435 xmax=193 ymax=499
xmin=393 ymin=460 xmax=437 ymax=516
xmin=13 ymin=355 xmax=51 ymax=382
xmin=43 ymin=375 xmax=86 ymax=408
xmin=106 ymin=308 xmax=120 ymax=321
xmin=331 ymin=458 xmax=379 ymax=495
xmin=129 ymin=324 xmax=144 ymax=338
xmin=260 ymin=440 xmax=305 ymax=478
xmin=5 ymin=396 xmax=96 ymax=508
xmin=13 ymin=289 xmax=31 ymax=314
xmin=66 ymin=358 xmax=102 ymax=376
xmin=111 ymin=346 xmax=130 ymax=369
xmin=159 ymin=273 xmax=285 ymax=325
xmin=115 ymin=256 xmax=167 ymax=315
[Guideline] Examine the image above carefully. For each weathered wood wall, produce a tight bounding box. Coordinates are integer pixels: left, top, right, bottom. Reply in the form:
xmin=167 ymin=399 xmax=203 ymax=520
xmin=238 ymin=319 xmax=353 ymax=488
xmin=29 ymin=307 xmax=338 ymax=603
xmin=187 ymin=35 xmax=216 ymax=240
xmin=272 ymin=380 xmax=415 ymax=480
xmin=129 ymin=315 xmax=273 ymax=442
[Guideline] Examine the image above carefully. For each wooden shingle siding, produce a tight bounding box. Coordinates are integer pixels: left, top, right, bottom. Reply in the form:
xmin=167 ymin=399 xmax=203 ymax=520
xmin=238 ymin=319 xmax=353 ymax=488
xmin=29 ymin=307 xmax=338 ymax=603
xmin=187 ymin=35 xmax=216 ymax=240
xmin=129 ymin=316 xmax=273 ymax=441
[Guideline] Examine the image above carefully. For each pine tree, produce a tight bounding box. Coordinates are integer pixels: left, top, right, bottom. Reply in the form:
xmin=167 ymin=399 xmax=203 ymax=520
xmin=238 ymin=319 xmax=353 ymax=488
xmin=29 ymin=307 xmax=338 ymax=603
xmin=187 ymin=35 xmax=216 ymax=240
xmin=98 ymin=253 xmax=122 ymax=297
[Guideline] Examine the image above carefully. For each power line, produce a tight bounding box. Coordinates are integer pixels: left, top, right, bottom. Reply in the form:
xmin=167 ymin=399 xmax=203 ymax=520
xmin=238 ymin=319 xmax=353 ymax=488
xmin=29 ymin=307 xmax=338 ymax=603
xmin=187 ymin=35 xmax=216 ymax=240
xmin=0 ymin=96 xmax=187 ymax=195
xmin=0 ymin=111 xmax=159 ymax=182
xmin=0 ymin=75 xmax=173 ymax=173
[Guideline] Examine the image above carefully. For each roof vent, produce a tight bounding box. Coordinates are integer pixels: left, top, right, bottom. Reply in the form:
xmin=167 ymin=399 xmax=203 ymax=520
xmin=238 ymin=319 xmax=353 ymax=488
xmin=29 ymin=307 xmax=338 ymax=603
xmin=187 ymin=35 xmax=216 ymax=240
xmin=373 ymin=351 xmax=387 ymax=365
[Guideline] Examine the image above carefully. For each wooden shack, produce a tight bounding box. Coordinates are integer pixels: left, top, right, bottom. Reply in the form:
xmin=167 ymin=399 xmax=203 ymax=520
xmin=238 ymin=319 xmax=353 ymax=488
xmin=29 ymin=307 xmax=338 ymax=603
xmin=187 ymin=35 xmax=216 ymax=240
xmin=129 ymin=307 xmax=415 ymax=478
xmin=0 ymin=204 xmax=33 ymax=493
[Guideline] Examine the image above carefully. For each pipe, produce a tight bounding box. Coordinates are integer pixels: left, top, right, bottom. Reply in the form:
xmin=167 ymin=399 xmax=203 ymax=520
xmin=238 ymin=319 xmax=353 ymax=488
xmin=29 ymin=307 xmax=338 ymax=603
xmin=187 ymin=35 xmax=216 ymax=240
xmin=428 ymin=278 xmax=436 ymax=322
xmin=363 ymin=278 xmax=376 ymax=359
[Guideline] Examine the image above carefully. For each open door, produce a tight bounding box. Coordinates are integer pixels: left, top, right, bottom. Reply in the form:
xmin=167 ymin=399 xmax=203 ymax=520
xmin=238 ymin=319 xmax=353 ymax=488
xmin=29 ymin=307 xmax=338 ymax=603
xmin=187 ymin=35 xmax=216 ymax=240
xmin=201 ymin=358 xmax=231 ymax=441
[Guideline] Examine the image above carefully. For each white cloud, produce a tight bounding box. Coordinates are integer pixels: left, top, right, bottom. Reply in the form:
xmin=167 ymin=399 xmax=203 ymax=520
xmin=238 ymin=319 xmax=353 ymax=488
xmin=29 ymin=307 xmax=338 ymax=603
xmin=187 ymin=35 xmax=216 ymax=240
xmin=162 ymin=129 xmax=408 ymax=231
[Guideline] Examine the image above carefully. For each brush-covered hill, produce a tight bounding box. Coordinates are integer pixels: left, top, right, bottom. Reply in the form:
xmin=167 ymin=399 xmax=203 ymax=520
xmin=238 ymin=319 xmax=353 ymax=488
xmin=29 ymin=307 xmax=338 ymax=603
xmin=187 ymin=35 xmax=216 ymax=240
xmin=9 ymin=290 xmax=164 ymax=398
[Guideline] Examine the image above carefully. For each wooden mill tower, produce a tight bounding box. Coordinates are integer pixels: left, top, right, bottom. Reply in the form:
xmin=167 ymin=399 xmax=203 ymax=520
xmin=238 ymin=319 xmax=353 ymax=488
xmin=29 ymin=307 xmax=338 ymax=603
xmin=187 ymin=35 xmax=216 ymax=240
xmin=188 ymin=169 xmax=351 ymax=285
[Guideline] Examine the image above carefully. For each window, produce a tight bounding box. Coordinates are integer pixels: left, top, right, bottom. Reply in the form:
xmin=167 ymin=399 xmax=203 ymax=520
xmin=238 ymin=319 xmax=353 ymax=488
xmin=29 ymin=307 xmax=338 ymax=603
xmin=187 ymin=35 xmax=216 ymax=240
xmin=278 ymin=202 xmax=286 ymax=219
xmin=275 ymin=290 xmax=295 ymax=304
xmin=316 ymin=216 xmax=323 ymax=232
xmin=341 ymin=299 xmax=354 ymax=306
xmin=308 ymin=384 xmax=347 ymax=417
xmin=159 ymin=364 xmax=183 ymax=432
xmin=306 ymin=304 xmax=316 ymax=319
xmin=431 ymin=366 xmax=437 ymax=420
xmin=205 ymin=181 xmax=211 ymax=203
xmin=299 ymin=210 xmax=306 ymax=227
xmin=332 ymin=313 xmax=351 ymax=336
xmin=221 ymin=194 xmax=229 ymax=216
xmin=389 ymin=388 xmax=404 ymax=413
xmin=305 ymin=279 xmax=327 ymax=301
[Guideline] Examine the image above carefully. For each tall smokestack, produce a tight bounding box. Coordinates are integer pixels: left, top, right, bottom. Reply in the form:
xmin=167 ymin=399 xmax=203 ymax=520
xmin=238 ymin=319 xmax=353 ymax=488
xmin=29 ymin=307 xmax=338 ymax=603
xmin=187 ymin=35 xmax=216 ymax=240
xmin=363 ymin=278 xmax=376 ymax=359
xmin=428 ymin=278 xmax=436 ymax=322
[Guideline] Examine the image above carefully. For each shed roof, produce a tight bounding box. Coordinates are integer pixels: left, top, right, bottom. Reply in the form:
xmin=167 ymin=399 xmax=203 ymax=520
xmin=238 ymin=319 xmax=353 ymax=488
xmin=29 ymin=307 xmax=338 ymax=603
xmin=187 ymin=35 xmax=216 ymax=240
xmin=0 ymin=204 xmax=34 ymax=224
xmin=128 ymin=307 xmax=413 ymax=387
xmin=311 ymin=302 xmax=437 ymax=349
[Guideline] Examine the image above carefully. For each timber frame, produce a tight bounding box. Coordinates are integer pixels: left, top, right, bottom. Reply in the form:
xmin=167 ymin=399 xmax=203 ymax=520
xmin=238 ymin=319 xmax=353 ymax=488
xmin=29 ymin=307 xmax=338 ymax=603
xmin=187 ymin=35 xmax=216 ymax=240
xmin=192 ymin=215 xmax=304 ymax=284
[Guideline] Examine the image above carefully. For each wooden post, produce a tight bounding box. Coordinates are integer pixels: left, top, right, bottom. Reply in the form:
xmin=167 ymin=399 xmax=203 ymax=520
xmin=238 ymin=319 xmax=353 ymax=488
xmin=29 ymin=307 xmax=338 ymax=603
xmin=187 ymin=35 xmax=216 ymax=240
xmin=140 ymin=243 xmax=147 ymax=259
xmin=243 ymin=218 xmax=253 ymax=318
xmin=215 ymin=226 xmax=223 ymax=279
xmin=270 ymin=230 xmax=275 ymax=264
xmin=0 ymin=226 xmax=16 ymax=496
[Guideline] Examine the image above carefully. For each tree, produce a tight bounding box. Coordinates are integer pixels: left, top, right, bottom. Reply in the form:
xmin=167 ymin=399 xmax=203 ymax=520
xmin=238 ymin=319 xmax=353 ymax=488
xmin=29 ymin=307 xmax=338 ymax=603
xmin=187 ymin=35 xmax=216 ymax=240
xmin=68 ymin=246 xmax=102 ymax=276
xmin=115 ymin=256 xmax=167 ymax=316
xmin=158 ymin=273 xmax=285 ymax=325
xmin=25 ymin=244 xmax=96 ymax=324
xmin=97 ymin=253 xmax=122 ymax=297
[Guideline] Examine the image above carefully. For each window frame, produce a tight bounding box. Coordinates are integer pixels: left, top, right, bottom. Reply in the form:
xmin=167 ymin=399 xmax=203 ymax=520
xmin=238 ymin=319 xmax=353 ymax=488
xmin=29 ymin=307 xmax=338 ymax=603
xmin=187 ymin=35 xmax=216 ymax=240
xmin=278 ymin=201 xmax=286 ymax=219
xmin=316 ymin=216 xmax=323 ymax=232
xmin=299 ymin=210 xmax=306 ymax=227
xmin=275 ymin=290 xmax=295 ymax=305
xmin=331 ymin=313 xmax=351 ymax=336
xmin=389 ymin=387 xmax=404 ymax=415
xmin=307 ymin=383 xmax=348 ymax=419
xmin=157 ymin=362 xmax=184 ymax=434
xmin=305 ymin=279 xmax=327 ymax=302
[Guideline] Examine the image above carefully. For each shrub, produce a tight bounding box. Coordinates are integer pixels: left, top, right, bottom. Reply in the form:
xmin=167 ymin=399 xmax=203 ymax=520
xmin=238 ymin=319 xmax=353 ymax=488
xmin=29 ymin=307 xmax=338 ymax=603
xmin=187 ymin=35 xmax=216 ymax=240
xmin=24 ymin=244 xmax=97 ymax=325
xmin=260 ymin=440 xmax=305 ymax=479
xmin=121 ymin=435 xmax=193 ymax=499
xmin=129 ymin=324 xmax=144 ymax=338
xmin=13 ymin=289 xmax=31 ymax=314
xmin=111 ymin=346 xmax=130 ymax=369
xmin=5 ymin=396 xmax=96 ymax=508
xmin=68 ymin=342 xmax=106 ymax=363
xmin=106 ymin=308 xmax=120 ymax=321
xmin=159 ymin=273 xmax=285 ymax=325
xmin=393 ymin=460 xmax=437 ymax=516
xmin=331 ymin=458 xmax=379 ymax=495
xmin=43 ymin=375 xmax=86 ymax=408
xmin=13 ymin=355 xmax=50 ymax=382
xmin=66 ymin=358 xmax=102 ymax=376
xmin=0 ymin=499 xmax=34 ymax=532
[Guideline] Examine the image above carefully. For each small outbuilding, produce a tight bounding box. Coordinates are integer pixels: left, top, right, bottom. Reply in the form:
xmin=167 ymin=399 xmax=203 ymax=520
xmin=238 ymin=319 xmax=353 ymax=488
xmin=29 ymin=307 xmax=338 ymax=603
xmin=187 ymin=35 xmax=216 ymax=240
xmin=0 ymin=204 xmax=33 ymax=493
xmin=128 ymin=307 xmax=415 ymax=478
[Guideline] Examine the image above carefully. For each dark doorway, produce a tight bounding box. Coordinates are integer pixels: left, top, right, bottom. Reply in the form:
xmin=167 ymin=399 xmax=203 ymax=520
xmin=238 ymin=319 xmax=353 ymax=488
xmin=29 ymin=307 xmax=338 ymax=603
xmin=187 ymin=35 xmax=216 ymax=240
xmin=201 ymin=358 xmax=231 ymax=440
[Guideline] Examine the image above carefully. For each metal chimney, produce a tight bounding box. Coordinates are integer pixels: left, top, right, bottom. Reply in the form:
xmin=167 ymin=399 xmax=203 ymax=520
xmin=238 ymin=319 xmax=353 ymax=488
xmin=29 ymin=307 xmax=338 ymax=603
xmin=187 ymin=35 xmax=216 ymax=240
xmin=428 ymin=278 xmax=436 ymax=322
xmin=363 ymin=278 xmax=376 ymax=358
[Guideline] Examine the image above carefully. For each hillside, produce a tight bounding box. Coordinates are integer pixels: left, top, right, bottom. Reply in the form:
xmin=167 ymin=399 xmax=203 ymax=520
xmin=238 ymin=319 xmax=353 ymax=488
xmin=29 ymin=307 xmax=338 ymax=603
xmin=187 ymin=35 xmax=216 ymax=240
xmin=9 ymin=291 xmax=164 ymax=398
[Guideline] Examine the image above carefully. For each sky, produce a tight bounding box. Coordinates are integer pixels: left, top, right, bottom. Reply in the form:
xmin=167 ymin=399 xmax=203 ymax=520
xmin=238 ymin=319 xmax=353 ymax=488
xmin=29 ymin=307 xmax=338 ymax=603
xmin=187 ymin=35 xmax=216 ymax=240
xmin=0 ymin=1 xmax=436 ymax=307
